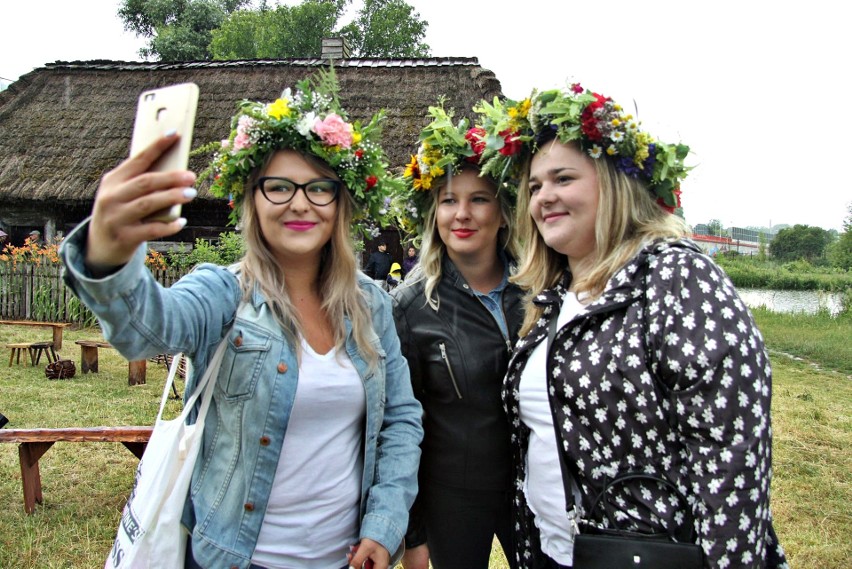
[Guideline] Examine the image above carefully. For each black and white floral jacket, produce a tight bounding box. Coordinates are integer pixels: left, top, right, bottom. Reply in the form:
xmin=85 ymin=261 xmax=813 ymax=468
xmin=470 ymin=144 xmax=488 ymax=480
xmin=502 ymin=239 xmax=788 ymax=568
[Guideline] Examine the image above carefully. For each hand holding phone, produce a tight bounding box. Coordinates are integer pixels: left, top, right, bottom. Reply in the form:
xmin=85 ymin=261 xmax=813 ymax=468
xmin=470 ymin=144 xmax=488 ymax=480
xmin=129 ymin=83 xmax=199 ymax=222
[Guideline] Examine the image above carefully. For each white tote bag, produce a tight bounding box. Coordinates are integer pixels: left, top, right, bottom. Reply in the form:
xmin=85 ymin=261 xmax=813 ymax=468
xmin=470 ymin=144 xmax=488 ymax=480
xmin=105 ymin=340 xmax=228 ymax=569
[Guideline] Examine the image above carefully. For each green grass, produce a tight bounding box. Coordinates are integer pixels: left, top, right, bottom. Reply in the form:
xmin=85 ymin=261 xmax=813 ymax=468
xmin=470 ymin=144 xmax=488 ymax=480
xmin=752 ymin=308 xmax=852 ymax=376
xmin=1 ymin=319 xmax=850 ymax=568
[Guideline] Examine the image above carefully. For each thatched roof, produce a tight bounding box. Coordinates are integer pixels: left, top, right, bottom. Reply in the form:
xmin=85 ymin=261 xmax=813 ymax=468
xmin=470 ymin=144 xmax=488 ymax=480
xmin=0 ymin=58 xmax=503 ymax=205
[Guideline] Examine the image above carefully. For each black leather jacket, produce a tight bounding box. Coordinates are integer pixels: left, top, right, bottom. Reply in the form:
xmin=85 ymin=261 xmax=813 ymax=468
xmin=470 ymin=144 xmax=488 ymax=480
xmin=391 ymin=255 xmax=524 ymax=545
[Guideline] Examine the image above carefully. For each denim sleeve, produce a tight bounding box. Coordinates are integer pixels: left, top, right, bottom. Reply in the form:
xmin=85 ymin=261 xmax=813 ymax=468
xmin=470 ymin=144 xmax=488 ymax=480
xmin=359 ymin=289 xmax=424 ymax=557
xmin=59 ymin=219 xmax=241 ymax=365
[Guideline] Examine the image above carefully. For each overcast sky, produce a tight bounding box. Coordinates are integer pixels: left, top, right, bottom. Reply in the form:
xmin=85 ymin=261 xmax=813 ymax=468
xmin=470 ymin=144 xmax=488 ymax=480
xmin=2 ymin=0 xmax=849 ymax=232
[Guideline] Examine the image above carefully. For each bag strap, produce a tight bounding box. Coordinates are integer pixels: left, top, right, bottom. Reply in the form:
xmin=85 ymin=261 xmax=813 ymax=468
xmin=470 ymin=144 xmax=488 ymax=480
xmin=156 ymin=334 xmax=230 ymax=423
xmin=546 ymin=313 xmax=583 ymax=521
xmin=586 ymin=471 xmax=697 ymax=542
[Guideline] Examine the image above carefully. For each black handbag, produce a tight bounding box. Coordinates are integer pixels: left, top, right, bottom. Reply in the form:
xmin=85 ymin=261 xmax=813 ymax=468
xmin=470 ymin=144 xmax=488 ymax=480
xmin=572 ymin=472 xmax=704 ymax=569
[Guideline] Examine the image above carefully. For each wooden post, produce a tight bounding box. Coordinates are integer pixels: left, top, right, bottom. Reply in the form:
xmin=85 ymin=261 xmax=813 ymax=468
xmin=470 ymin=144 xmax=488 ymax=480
xmin=52 ymin=326 xmax=63 ymax=351
xmin=128 ymin=360 xmax=147 ymax=386
xmin=19 ymin=441 xmax=53 ymax=514
xmin=76 ymin=342 xmax=99 ymax=373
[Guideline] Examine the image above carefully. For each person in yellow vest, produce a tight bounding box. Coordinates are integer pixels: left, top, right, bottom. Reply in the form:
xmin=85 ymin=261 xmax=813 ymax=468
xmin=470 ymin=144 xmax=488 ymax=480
xmin=386 ymin=262 xmax=403 ymax=289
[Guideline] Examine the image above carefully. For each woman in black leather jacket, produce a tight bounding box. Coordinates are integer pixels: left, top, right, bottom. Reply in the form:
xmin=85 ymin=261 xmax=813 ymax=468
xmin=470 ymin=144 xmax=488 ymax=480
xmin=391 ymin=105 xmax=523 ymax=569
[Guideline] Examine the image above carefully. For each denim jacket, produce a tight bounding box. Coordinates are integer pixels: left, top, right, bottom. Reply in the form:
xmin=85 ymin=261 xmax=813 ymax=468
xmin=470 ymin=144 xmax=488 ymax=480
xmin=60 ymin=222 xmax=423 ymax=569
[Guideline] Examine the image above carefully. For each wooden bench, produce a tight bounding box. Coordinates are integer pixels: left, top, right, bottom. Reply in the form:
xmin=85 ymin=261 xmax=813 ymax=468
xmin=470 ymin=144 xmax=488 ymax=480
xmin=75 ymin=340 xmax=112 ymax=373
xmin=30 ymin=341 xmax=58 ymax=365
xmin=0 ymin=320 xmax=71 ymax=350
xmin=0 ymin=426 xmax=153 ymax=513
xmin=75 ymin=340 xmax=148 ymax=385
xmin=7 ymin=341 xmax=59 ymax=367
xmin=7 ymin=342 xmax=34 ymax=366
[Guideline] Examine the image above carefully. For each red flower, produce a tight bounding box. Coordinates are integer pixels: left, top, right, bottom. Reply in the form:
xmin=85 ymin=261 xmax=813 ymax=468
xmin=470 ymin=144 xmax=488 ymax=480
xmin=355 ymin=149 xmax=364 ymax=159
xmin=365 ymin=175 xmax=378 ymax=189
xmin=571 ymin=83 xmax=584 ymax=94
xmin=656 ymin=188 xmax=682 ymax=214
xmin=465 ymin=127 xmax=487 ymax=162
xmin=498 ymin=129 xmax=521 ymax=156
xmin=580 ymin=93 xmax=609 ymax=142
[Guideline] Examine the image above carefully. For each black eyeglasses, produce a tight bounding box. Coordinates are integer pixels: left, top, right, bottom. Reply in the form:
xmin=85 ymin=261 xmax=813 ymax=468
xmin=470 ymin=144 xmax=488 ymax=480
xmin=255 ymin=177 xmax=341 ymax=206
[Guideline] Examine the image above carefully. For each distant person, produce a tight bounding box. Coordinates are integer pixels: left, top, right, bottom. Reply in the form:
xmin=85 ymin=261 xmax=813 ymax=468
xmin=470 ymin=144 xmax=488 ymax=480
xmin=386 ymin=262 xmax=403 ymax=290
xmin=392 ymin=105 xmax=523 ymax=569
xmin=60 ymin=72 xmax=423 ymax=569
xmin=477 ymin=85 xmax=787 ymax=568
xmin=402 ymin=246 xmax=419 ymax=277
xmin=27 ymin=230 xmax=42 ymax=245
xmin=364 ymin=240 xmax=393 ymax=290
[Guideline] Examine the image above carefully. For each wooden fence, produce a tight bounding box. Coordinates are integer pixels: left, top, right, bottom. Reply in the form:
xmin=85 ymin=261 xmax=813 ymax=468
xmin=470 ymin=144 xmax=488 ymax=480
xmin=0 ymin=263 xmax=186 ymax=326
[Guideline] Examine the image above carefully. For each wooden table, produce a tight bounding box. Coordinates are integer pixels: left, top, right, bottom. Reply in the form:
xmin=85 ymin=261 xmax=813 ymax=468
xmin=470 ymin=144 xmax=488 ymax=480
xmin=75 ymin=340 xmax=147 ymax=385
xmin=0 ymin=426 xmax=153 ymax=513
xmin=0 ymin=320 xmax=71 ymax=351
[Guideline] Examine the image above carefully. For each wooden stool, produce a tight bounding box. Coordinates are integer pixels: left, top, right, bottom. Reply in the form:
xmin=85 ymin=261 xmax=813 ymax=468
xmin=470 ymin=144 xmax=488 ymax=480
xmin=7 ymin=342 xmax=35 ymax=366
xmin=75 ymin=340 xmax=101 ymax=373
xmin=29 ymin=342 xmax=58 ymax=365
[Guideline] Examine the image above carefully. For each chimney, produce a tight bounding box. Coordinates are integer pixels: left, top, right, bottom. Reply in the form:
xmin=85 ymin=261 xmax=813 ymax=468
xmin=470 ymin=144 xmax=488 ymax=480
xmin=321 ymin=37 xmax=351 ymax=60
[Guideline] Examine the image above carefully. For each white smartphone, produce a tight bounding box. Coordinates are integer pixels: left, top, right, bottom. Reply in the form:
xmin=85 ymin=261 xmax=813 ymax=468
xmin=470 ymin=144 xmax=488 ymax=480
xmin=129 ymin=82 xmax=200 ymax=222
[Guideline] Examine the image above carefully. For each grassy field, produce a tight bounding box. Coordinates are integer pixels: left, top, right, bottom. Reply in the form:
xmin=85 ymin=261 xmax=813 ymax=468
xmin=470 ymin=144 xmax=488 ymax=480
xmin=1 ymin=313 xmax=850 ymax=568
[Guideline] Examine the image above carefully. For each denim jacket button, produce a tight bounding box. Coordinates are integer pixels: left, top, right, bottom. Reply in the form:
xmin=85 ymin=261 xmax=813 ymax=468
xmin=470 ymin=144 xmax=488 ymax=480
xmin=259 ymin=436 xmax=271 ymax=446
xmin=277 ymin=362 xmax=288 ymax=373
xmin=244 ymin=502 xmax=254 ymax=511
xmin=234 ymin=335 xmax=243 ymax=347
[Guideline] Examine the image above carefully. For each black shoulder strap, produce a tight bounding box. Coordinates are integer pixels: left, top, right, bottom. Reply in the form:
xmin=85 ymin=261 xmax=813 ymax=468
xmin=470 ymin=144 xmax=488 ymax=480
xmin=586 ymin=471 xmax=697 ymax=543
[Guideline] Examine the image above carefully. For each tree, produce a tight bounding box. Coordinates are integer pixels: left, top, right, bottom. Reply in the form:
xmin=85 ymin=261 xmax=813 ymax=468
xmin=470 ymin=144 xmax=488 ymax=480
xmin=118 ymin=0 xmax=251 ymax=60
xmin=122 ymin=0 xmax=430 ymax=61
xmin=827 ymin=203 xmax=852 ymax=270
xmin=210 ymin=1 xmax=346 ymax=60
xmin=706 ymin=219 xmax=725 ymax=237
xmin=339 ymin=0 xmax=429 ymax=57
xmin=769 ymin=224 xmax=833 ymax=262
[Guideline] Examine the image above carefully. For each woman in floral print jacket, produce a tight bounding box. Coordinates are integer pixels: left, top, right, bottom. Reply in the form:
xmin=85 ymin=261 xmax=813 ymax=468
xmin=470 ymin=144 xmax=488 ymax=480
xmin=476 ymin=85 xmax=787 ymax=568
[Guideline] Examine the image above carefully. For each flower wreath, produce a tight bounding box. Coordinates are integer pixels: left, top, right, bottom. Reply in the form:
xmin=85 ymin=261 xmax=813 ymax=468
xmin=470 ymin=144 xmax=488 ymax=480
xmin=198 ymin=68 xmax=398 ymax=238
xmin=476 ymin=83 xmax=691 ymax=213
xmin=393 ymin=101 xmax=515 ymax=240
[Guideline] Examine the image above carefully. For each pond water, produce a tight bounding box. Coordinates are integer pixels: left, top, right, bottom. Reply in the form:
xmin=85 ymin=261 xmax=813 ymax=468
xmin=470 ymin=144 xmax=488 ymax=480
xmin=737 ymin=288 xmax=844 ymax=316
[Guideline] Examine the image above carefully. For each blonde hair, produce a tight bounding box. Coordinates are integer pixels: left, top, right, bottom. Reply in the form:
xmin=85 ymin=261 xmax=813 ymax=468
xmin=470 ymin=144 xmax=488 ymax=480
xmin=238 ymin=149 xmax=380 ymax=368
xmin=512 ymin=141 xmax=689 ymax=337
xmin=408 ymin=165 xmax=519 ymax=310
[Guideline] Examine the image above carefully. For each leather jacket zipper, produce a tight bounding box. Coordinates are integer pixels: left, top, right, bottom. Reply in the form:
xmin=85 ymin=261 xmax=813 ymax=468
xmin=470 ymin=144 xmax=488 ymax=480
xmin=438 ymin=342 xmax=463 ymax=399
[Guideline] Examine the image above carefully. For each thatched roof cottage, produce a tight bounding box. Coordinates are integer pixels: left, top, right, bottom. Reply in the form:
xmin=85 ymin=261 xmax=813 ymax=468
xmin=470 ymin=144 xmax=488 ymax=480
xmin=0 ymin=56 xmax=503 ymax=251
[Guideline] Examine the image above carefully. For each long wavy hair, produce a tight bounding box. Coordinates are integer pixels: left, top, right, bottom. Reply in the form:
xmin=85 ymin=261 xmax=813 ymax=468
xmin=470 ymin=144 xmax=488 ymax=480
xmin=406 ymin=164 xmax=519 ymax=310
xmin=238 ymin=149 xmax=379 ymax=368
xmin=513 ymin=139 xmax=689 ymax=337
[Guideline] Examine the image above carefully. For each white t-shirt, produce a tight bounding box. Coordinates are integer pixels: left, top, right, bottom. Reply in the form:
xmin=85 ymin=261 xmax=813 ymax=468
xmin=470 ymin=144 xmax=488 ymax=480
xmin=519 ymin=291 xmax=585 ymax=566
xmin=252 ymin=339 xmax=365 ymax=569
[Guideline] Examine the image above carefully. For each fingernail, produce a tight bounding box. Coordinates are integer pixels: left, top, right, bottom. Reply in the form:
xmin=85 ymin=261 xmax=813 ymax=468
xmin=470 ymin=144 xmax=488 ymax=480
xmin=164 ymin=128 xmax=177 ymax=137
xmin=183 ymin=188 xmax=197 ymax=199
xmin=177 ymin=218 xmax=187 ymax=228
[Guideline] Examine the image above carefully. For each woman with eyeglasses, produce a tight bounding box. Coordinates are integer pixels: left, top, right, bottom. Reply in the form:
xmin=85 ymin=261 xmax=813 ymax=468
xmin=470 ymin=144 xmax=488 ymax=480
xmin=60 ymin=73 xmax=423 ymax=569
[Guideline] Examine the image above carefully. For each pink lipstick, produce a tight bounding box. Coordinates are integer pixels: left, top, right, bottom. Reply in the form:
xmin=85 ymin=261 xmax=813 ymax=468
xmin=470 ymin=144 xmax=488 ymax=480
xmin=284 ymin=221 xmax=317 ymax=232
